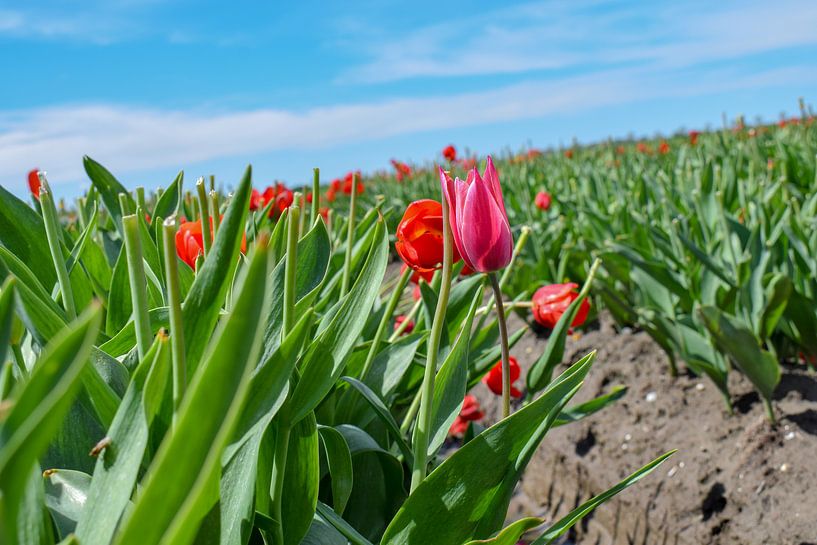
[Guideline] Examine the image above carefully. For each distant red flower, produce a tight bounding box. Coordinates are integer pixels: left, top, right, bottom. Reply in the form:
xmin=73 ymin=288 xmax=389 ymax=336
xmin=176 ymin=217 xmax=246 ymax=270
xmin=449 ymin=394 xmax=484 ymax=437
xmin=442 ymin=145 xmax=457 ymax=162
xmin=778 ymin=119 xmax=787 ymax=128
xmin=459 ymin=157 xmax=477 ymax=170
xmin=250 ymin=184 xmax=293 ymax=218
xmin=527 ymin=149 xmax=542 ymax=160
xmin=534 ymin=191 xmax=551 ymax=211
xmin=390 ymin=160 xmax=413 ymax=182
xmin=394 ymin=315 xmax=414 ymax=335
xmin=615 ymin=145 xmax=626 ymax=155
xmin=342 ymin=172 xmax=364 ymax=194
xmin=319 ymin=207 xmax=329 ymax=222
xmin=636 ymin=142 xmax=651 ymax=154
xmin=325 ymin=188 xmax=337 ymax=203
xmin=412 ymin=284 xmax=422 ymax=301
xmin=564 ymin=149 xmax=574 ymax=159
xmin=658 ymin=140 xmax=670 ymax=154
xmin=482 ymin=356 xmax=522 ymax=398
xmin=306 ymin=192 xmax=313 ymax=203
xmin=689 ymin=131 xmax=700 ymax=146
xmin=27 ymin=169 xmax=41 ymax=199
xmin=330 ymin=178 xmax=342 ymax=191
xmin=532 ymin=283 xmax=590 ymax=330
xmin=395 ymin=200 xmax=460 ymax=273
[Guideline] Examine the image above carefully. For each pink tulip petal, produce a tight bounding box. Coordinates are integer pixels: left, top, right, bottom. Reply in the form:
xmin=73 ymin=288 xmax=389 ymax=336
xmin=484 ymin=156 xmax=507 ymax=216
xmin=453 ymin=177 xmax=474 ymax=269
xmin=460 ymin=174 xmax=512 ymax=272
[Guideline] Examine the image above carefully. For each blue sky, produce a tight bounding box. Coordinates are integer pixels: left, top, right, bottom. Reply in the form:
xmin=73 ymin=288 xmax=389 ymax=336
xmin=1 ymin=0 xmax=817 ymax=197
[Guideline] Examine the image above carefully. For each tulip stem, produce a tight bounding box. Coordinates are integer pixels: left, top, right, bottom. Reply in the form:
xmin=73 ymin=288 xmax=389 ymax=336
xmin=38 ymin=176 xmax=77 ymax=320
xmin=476 ymin=226 xmax=530 ymax=331
xmin=196 ymin=177 xmax=212 ymax=257
xmin=311 ymin=168 xmax=320 ymax=226
xmin=489 ymin=273 xmax=512 ymax=419
xmin=122 ymin=214 xmax=153 ymax=362
xmin=400 ymin=388 xmax=422 ymax=434
xmin=162 ymin=217 xmax=186 ymax=426
xmin=361 ymin=266 xmax=412 ymax=381
xmin=209 ymin=190 xmax=220 ymax=236
xmin=410 ymin=190 xmax=454 ymax=492
xmin=340 ymin=174 xmax=358 ymax=296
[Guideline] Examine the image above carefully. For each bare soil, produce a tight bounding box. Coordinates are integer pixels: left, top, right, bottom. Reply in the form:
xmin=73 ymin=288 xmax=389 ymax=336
xmin=474 ymin=313 xmax=817 ymax=545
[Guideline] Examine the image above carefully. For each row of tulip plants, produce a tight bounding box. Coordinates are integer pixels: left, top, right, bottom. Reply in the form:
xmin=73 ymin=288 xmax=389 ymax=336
xmin=360 ymin=113 xmax=817 ymax=423
xmin=0 ymin=155 xmax=672 ymax=544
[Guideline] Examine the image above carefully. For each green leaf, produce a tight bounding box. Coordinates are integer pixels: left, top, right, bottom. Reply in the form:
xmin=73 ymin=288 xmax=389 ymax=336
xmin=181 ymin=165 xmax=253 ymax=376
xmin=0 ymin=184 xmax=57 ymax=291
xmin=153 ymin=171 xmax=184 ymax=220
xmin=553 ymin=385 xmax=627 ymax=427
xmin=381 ymin=352 xmax=596 ymax=545
xmin=99 ymin=307 xmax=170 ymax=358
xmin=0 ymin=306 xmax=100 ymax=544
xmin=76 ymin=335 xmax=170 ymax=545
xmin=286 ymin=217 xmax=388 ymax=425
xmin=364 ymin=332 xmax=425 ymax=399
xmin=0 ymin=277 xmax=15 ymax=367
xmin=318 ymin=425 xmax=354 ymax=515
xmin=19 ymin=465 xmax=55 ymax=545
xmin=699 ymin=306 xmax=780 ymax=402
xmin=83 ymin=156 xmax=134 ymax=234
xmin=340 ymin=377 xmax=413 ymax=465
xmin=530 ymin=450 xmax=676 ymax=544
xmin=281 ymin=412 xmax=321 ymax=545
xmin=218 ymin=309 xmax=314 ymax=545
xmin=113 ymin=238 xmax=271 ymax=545
xmin=463 ymin=517 xmax=544 ymax=545
xmin=428 ymin=288 xmax=481 ymax=457
xmin=43 ymin=469 xmax=92 ymax=539
xmin=315 ymin=501 xmax=375 ymax=545
xmin=757 ymin=273 xmax=791 ymax=341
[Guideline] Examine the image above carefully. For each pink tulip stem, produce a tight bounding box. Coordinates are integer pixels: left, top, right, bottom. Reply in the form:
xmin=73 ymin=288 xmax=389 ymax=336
xmin=488 ymin=272 xmax=512 ymax=419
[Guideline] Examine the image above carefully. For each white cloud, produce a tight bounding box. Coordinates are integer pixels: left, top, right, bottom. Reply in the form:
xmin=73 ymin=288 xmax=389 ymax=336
xmin=2 ymin=63 xmax=813 ymax=192
xmin=338 ymin=0 xmax=817 ymax=83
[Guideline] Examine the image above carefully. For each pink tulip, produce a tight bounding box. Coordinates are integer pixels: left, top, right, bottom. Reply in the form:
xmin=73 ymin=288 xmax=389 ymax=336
xmin=439 ymin=156 xmax=513 ymax=273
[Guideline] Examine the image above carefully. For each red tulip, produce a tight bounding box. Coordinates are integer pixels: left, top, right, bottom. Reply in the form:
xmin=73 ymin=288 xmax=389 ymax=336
xmin=658 ymin=141 xmax=670 ymax=154
xmin=527 ymin=149 xmax=542 ymax=160
xmin=249 ymin=188 xmax=263 ymax=211
xmin=325 ymin=188 xmax=336 ymax=203
xmin=390 ymin=160 xmax=413 ymax=182
xmin=564 ymin=149 xmax=573 ymax=159
xmin=449 ymin=394 xmax=484 ymax=437
xmin=531 ymin=283 xmax=590 ymax=330
xmin=175 ymin=217 xmax=246 ymax=270
xmin=439 ymin=156 xmax=512 ymax=273
xmin=394 ymin=315 xmax=414 ymax=335
xmin=534 ymin=191 xmax=551 ymax=211
xmin=342 ymin=172 xmax=364 ymax=195
xmin=482 ymin=356 xmax=522 ymax=398
xmin=395 ymin=199 xmax=460 ymax=273
xmin=636 ymin=142 xmax=651 ymax=154
xmin=442 ymin=145 xmax=457 ymax=162
xmin=330 ymin=178 xmax=342 ymax=191
xmin=689 ymin=131 xmax=700 ymax=146
xmin=27 ymin=169 xmax=41 ymax=199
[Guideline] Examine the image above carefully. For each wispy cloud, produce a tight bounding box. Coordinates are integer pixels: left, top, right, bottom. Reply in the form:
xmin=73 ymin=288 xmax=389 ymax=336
xmin=2 ymin=63 xmax=812 ymax=192
xmin=338 ymin=0 xmax=817 ymax=83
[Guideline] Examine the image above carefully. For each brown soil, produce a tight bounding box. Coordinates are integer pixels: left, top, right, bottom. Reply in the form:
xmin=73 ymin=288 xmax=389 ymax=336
xmin=474 ymin=313 xmax=817 ymax=545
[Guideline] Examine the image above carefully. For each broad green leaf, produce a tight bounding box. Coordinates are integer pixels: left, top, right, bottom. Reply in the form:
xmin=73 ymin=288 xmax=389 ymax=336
xmin=83 ymin=156 xmax=134 ymax=234
xmin=381 ymin=352 xmax=596 ymax=545
xmin=757 ymin=273 xmax=791 ymax=340
xmin=553 ymin=385 xmax=627 ymax=427
xmin=0 ymin=184 xmax=57 ymax=291
xmin=181 ymin=165 xmax=252 ymax=376
xmin=286 ymin=217 xmax=388 ymax=425
xmin=43 ymin=469 xmax=91 ymax=539
xmin=364 ymin=332 xmax=426 ymax=399
xmin=99 ymin=306 xmax=169 ymax=358
xmin=0 ymin=306 xmax=100 ymax=544
xmin=427 ymin=288 xmax=481 ymax=458
xmin=0 ymin=277 xmax=15 ymax=367
xmin=315 ymin=501 xmax=375 ymax=545
xmin=153 ymin=171 xmax=184 ymax=221
xmin=113 ymin=239 xmax=271 ymax=545
xmin=76 ymin=335 xmax=170 ymax=545
xmin=281 ymin=412 xmax=320 ymax=545
xmin=341 ymin=377 xmax=413 ymax=464
xmin=318 ymin=425 xmax=354 ymax=515
xmin=699 ymin=306 xmax=780 ymax=402
xmin=19 ymin=465 xmax=55 ymax=545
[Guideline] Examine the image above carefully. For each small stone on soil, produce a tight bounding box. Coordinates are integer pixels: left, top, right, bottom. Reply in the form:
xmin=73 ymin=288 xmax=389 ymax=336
xmin=645 ymin=391 xmax=658 ymax=402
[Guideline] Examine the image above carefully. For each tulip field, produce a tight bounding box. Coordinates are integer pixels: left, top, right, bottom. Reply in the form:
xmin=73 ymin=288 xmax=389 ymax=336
xmin=0 ymin=111 xmax=816 ymax=544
